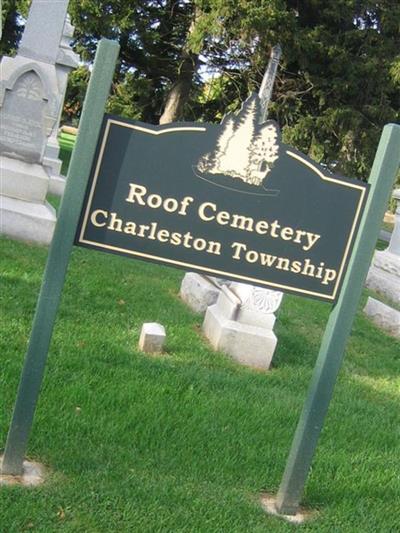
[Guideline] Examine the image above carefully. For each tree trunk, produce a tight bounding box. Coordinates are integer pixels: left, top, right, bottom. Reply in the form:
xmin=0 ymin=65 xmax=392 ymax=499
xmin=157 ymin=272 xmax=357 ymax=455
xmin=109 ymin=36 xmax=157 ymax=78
xmin=159 ymin=8 xmax=200 ymax=124
xmin=159 ymin=54 xmax=198 ymax=124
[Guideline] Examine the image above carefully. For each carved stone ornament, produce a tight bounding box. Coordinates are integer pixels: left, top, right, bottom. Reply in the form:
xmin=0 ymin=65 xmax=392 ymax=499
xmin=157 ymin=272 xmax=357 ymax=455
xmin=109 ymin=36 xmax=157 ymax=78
xmin=231 ymin=282 xmax=284 ymax=314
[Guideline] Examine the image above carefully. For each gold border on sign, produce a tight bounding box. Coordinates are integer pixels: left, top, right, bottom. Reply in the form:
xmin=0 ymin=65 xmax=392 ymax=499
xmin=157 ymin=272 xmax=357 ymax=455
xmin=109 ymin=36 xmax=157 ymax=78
xmin=285 ymin=150 xmax=367 ymax=300
xmin=78 ymin=119 xmax=368 ymax=302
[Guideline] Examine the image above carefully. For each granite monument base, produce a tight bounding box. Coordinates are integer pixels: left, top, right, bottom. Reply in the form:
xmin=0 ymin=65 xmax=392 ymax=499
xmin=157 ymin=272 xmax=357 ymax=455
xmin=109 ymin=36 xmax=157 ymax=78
xmin=363 ymin=297 xmax=400 ymax=338
xmin=203 ymin=286 xmax=277 ymax=370
xmin=43 ymin=137 xmax=62 ymax=175
xmin=0 ymin=195 xmax=56 ymax=244
xmin=48 ymin=174 xmax=66 ymax=196
xmin=0 ymin=155 xmax=50 ymax=203
xmin=43 ymin=156 xmax=63 ymax=177
xmin=366 ymin=250 xmax=400 ymax=305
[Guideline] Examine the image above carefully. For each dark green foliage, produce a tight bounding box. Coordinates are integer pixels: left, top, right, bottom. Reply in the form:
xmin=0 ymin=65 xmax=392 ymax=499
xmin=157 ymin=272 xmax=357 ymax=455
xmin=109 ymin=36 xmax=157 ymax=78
xmin=65 ymin=0 xmax=399 ymax=180
xmin=0 ymin=0 xmax=29 ymax=57
xmin=62 ymin=66 xmax=90 ymax=126
xmin=274 ymin=1 xmax=400 ymax=179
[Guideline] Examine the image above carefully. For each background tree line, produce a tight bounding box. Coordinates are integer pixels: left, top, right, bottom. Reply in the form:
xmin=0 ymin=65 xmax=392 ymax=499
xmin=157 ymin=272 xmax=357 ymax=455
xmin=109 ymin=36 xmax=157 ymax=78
xmin=1 ymin=0 xmax=400 ymax=181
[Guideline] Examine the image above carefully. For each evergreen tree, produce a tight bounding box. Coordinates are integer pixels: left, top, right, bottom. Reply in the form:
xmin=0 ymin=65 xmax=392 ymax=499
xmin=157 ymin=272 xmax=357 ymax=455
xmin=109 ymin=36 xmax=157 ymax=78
xmin=0 ymin=0 xmax=29 ymax=57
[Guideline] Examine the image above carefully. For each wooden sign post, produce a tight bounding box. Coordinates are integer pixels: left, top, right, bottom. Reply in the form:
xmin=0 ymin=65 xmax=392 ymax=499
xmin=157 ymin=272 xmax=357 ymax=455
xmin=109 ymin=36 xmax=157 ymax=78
xmin=275 ymin=123 xmax=400 ymax=514
xmin=0 ymin=38 xmax=120 ymax=476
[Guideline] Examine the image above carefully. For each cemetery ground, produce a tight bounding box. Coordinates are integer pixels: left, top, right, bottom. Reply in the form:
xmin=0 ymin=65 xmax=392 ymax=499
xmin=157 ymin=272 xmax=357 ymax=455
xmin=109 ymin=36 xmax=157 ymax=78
xmin=1 ymin=231 xmax=399 ymax=532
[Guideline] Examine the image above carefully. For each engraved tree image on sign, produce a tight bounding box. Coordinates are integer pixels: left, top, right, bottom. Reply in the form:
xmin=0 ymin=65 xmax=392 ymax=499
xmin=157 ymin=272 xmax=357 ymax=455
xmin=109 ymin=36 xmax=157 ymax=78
xmin=197 ymin=95 xmax=279 ymax=187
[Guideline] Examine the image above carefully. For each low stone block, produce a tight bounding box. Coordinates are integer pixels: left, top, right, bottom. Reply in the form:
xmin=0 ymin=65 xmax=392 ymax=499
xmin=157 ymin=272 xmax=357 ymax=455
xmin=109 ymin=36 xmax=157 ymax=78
xmin=372 ymin=250 xmax=400 ymax=277
xmin=216 ymin=285 xmax=241 ymax=319
xmin=180 ymin=272 xmax=221 ymax=313
xmin=0 ymin=156 xmax=50 ymax=203
xmin=366 ymin=250 xmax=400 ymax=306
xmin=43 ymin=155 xmax=63 ymax=177
xmin=203 ymin=302 xmax=277 ymax=370
xmin=139 ymin=322 xmax=166 ymax=353
xmin=48 ymin=175 xmax=66 ymax=196
xmin=235 ymin=305 xmax=276 ymax=329
xmin=366 ymin=266 xmax=400 ymax=305
xmin=363 ymin=297 xmax=400 ymax=338
xmin=0 ymin=195 xmax=56 ymax=244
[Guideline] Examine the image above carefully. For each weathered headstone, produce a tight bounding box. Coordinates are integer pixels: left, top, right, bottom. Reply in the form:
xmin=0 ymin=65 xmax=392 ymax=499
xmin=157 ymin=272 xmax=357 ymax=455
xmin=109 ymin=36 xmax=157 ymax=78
xmin=363 ymin=297 xmax=400 ymax=338
xmin=364 ymin=188 xmax=400 ymax=335
xmin=45 ymin=15 xmax=80 ymax=196
xmin=366 ymin=188 xmax=400 ymax=305
xmin=0 ymin=0 xmax=72 ymax=244
xmin=139 ymin=323 xmax=166 ymax=353
xmin=203 ymin=283 xmax=283 ymax=370
xmin=180 ymin=273 xmax=229 ymax=313
xmin=387 ymin=189 xmax=400 ymax=255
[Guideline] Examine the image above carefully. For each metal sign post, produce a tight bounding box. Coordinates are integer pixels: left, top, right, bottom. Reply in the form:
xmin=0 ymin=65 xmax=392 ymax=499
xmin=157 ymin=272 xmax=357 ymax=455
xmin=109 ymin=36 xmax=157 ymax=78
xmin=0 ymin=39 xmax=120 ymax=476
xmin=275 ymin=123 xmax=400 ymax=515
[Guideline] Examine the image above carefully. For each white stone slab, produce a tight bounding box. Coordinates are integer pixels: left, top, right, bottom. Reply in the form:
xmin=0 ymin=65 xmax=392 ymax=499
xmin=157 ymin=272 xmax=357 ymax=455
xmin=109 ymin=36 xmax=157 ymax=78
xmin=388 ymin=188 xmax=400 ymax=256
xmin=48 ymin=174 xmax=66 ymax=197
xmin=366 ymin=265 xmax=400 ymax=305
xmin=372 ymin=250 xmax=400 ymax=277
xmin=0 ymin=155 xmax=50 ymax=203
xmin=0 ymin=194 xmax=56 ymax=244
xmin=218 ymin=285 xmax=241 ymax=318
xmin=180 ymin=272 xmax=221 ymax=313
xmin=139 ymin=322 xmax=166 ymax=353
xmin=43 ymin=155 xmax=63 ymax=177
xmin=235 ymin=307 xmax=276 ymax=329
xmin=44 ymin=138 xmax=60 ymax=160
xmin=363 ymin=297 xmax=400 ymax=338
xmin=203 ymin=302 xmax=277 ymax=370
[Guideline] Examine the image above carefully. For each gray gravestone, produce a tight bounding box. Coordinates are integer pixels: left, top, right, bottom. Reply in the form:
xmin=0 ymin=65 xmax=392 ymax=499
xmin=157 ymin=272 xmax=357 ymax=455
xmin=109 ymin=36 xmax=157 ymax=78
xmin=202 ymin=283 xmax=282 ymax=370
xmin=366 ymin=189 xmax=400 ymax=305
xmin=365 ymin=189 xmax=400 ymax=335
xmin=388 ymin=189 xmax=400 ymax=255
xmin=45 ymin=15 xmax=80 ymax=195
xmin=363 ymin=297 xmax=400 ymax=338
xmin=18 ymin=0 xmax=69 ymax=64
xmin=0 ymin=0 xmax=73 ymax=244
xmin=0 ymin=71 xmax=47 ymax=163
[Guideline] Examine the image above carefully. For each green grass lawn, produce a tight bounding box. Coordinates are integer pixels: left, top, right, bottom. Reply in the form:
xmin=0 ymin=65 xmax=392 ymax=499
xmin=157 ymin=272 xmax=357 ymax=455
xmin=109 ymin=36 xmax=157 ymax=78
xmin=1 ymin=235 xmax=399 ymax=532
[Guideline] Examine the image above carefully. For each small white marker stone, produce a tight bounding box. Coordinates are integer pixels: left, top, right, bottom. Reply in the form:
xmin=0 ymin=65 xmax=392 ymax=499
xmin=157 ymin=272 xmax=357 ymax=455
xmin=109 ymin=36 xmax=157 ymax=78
xmin=139 ymin=323 xmax=166 ymax=353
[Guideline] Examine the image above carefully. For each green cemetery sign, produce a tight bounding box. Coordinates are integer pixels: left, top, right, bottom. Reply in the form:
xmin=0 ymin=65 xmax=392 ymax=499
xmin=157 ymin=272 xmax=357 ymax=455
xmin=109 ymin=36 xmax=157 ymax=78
xmin=76 ymin=95 xmax=368 ymax=303
xmin=2 ymin=39 xmax=400 ymax=520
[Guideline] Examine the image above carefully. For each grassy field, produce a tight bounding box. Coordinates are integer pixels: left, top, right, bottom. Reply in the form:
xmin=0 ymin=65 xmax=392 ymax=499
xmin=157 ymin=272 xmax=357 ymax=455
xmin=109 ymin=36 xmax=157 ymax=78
xmin=2 ymin=140 xmax=400 ymax=531
xmin=1 ymin=234 xmax=399 ymax=532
